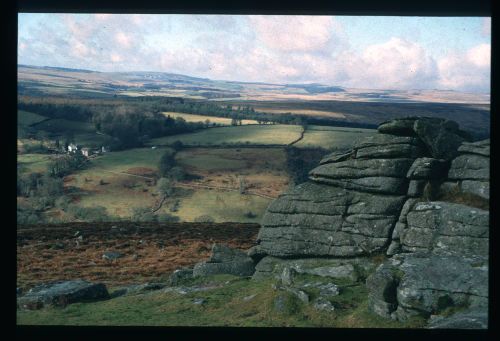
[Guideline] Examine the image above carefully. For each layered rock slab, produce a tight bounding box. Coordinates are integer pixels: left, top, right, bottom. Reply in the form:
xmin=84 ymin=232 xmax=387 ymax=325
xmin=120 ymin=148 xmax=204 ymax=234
xmin=257 ymin=182 xmax=406 ymax=257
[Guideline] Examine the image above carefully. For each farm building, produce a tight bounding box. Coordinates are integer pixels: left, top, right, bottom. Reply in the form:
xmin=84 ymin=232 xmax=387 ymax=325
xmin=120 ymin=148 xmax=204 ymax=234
xmin=67 ymin=143 xmax=78 ymax=153
xmin=81 ymin=148 xmax=90 ymax=157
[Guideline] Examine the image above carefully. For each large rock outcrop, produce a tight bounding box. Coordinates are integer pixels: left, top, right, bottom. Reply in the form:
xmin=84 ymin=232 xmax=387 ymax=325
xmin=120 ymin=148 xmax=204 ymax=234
xmin=249 ymin=116 xmax=488 ymax=329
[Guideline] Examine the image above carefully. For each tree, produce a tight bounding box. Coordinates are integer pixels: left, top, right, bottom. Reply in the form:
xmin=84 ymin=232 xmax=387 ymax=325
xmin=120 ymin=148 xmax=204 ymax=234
xmin=171 ymin=140 xmax=184 ymax=151
xmin=156 ymin=177 xmax=174 ymax=197
xmin=239 ymin=176 xmax=247 ymax=194
xmin=158 ymin=151 xmax=176 ymax=177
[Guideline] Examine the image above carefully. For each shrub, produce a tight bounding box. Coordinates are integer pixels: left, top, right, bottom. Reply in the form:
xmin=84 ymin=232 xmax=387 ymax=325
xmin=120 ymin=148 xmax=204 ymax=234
xmin=156 ymin=213 xmax=180 ymax=223
xmin=244 ymin=211 xmax=257 ymax=218
xmin=67 ymin=205 xmax=110 ymax=222
xmin=131 ymin=207 xmax=157 ymax=222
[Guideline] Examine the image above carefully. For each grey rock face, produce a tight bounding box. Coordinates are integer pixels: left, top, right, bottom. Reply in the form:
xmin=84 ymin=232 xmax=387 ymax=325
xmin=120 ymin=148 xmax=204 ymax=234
xmin=252 ymin=256 xmax=376 ymax=282
xmin=448 ymin=154 xmax=489 ymax=180
xmin=412 ymin=118 xmax=468 ymax=160
xmin=378 ymin=118 xmax=416 ymax=136
xmin=17 ymin=280 xmax=109 ymax=310
xmin=310 ymin=158 xmax=415 ymax=180
xmin=366 ymin=253 xmax=488 ymax=327
xmin=440 ymin=139 xmax=490 ymax=200
xmin=319 ymin=150 xmax=354 ymax=164
xmin=401 ymin=201 xmax=489 ymax=257
xmin=258 ymin=182 xmax=406 ymax=257
xmin=354 ymin=134 xmax=426 ymax=159
xmin=457 ymin=139 xmax=490 ymax=157
xmin=309 ymin=158 xmax=413 ymax=195
xmin=193 ymin=244 xmax=255 ymax=277
xmin=406 ymin=158 xmax=449 ymax=180
xmin=378 ymin=117 xmax=470 ymax=160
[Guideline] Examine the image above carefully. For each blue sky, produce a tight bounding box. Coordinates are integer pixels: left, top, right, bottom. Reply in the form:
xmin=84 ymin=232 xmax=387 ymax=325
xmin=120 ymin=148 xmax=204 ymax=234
xmin=18 ymin=14 xmax=491 ymax=93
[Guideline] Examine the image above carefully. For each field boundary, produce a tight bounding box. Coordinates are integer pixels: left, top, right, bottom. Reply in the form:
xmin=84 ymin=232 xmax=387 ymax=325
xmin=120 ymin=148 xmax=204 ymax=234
xmin=175 ymin=182 xmax=277 ymax=200
xmin=287 ymin=126 xmax=306 ymax=146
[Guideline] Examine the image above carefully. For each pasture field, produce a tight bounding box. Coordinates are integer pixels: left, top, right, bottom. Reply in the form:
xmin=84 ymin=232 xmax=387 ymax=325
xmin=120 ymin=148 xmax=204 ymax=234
xmin=294 ymin=125 xmax=376 ymax=149
xmin=17 ymin=153 xmax=53 ymax=174
xmin=162 ymin=112 xmax=258 ymax=126
xmin=66 ymin=146 xmax=289 ymax=221
xmin=33 ymin=119 xmax=95 ymax=134
xmin=148 ymin=124 xmax=303 ymax=146
xmin=18 ymin=110 xmax=48 ymax=126
xmin=158 ymin=189 xmax=272 ymax=223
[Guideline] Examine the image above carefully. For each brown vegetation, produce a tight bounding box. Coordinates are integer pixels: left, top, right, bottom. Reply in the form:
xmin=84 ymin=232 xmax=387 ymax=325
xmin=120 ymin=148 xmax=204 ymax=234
xmin=17 ymin=222 xmax=259 ymax=290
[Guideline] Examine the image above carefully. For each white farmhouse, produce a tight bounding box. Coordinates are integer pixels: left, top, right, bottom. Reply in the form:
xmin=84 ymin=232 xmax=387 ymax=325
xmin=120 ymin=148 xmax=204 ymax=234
xmin=68 ymin=143 xmax=78 ymax=153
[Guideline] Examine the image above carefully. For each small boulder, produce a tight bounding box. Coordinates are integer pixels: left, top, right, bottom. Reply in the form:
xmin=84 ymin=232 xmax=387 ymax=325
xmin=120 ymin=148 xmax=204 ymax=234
xmin=193 ymin=244 xmax=255 ymax=277
xmin=17 ymin=280 xmax=109 ymax=310
xmin=169 ymin=268 xmax=194 ymax=285
xmin=313 ymin=297 xmax=335 ymax=312
xmin=102 ymin=251 xmax=123 ymax=261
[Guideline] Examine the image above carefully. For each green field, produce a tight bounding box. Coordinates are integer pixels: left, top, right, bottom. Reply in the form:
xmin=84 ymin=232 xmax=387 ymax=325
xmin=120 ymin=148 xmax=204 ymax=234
xmin=163 ymin=112 xmax=258 ymax=126
xmin=34 ymin=119 xmax=95 ymax=134
xmin=148 ymin=125 xmax=303 ymax=146
xmin=70 ymin=146 xmax=285 ymax=221
xmin=17 ymin=153 xmax=53 ymax=173
xmin=18 ymin=110 xmax=48 ymax=126
xmin=294 ymin=125 xmax=376 ymax=149
xmin=158 ymin=189 xmax=272 ymax=223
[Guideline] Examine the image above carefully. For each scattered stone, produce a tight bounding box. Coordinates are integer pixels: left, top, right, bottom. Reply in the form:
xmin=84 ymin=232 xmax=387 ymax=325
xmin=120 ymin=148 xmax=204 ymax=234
xmin=74 ymin=231 xmax=80 ymax=237
xmin=193 ymin=244 xmax=255 ymax=277
xmin=313 ymin=297 xmax=335 ymax=312
xmin=280 ymin=267 xmax=296 ymax=286
xmin=17 ymin=280 xmax=109 ymax=310
xmin=242 ymin=294 xmax=257 ymax=301
xmin=192 ymin=298 xmax=206 ymax=305
xmin=169 ymin=268 xmax=194 ymax=285
xmin=102 ymin=251 xmax=123 ymax=261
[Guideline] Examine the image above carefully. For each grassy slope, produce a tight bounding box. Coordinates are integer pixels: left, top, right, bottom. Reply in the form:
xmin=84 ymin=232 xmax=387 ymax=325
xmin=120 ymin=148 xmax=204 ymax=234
xmin=295 ymin=125 xmax=376 ymax=149
xmin=18 ymin=110 xmax=48 ymax=126
xmin=16 ymin=274 xmax=426 ymax=327
xmin=17 ymin=153 xmax=53 ymax=173
xmin=148 ymin=125 xmax=303 ymax=146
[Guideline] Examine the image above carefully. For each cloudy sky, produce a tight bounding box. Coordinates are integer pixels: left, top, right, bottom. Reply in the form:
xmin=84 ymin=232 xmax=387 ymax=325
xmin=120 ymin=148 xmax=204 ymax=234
xmin=18 ymin=14 xmax=491 ymax=93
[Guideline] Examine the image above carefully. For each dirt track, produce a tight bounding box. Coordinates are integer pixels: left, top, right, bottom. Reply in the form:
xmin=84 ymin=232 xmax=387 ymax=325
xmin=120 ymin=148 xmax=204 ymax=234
xmin=17 ymin=222 xmax=260 ymax=290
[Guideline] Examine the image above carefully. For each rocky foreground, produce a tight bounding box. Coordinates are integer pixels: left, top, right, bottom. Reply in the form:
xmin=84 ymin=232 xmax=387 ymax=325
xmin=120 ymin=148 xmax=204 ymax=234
xmin=17 ymin=117 xmax=489 ymax=329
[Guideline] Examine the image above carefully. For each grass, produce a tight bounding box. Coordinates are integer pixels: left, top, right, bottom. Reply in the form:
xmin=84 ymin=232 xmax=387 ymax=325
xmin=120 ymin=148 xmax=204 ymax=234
xmin=66 ymin=146 xmax=286 ymax=221
xmin=88 ymin=147 xmax=173 ymax=174
xmin=294 ymin=125 xmax=376 ymax=149
xmin=163 ymin=112 xmax=258 ymax=126
xmin=18 ymin=110 xmax=48 ymax=126
xmin=17 ymin=153 xmax=53 ymax=174
xmin=148 ymin=125 xmax=303 ymax=146
xmin=16 ymin=274 xmax=427 ymax=327
xmin=34 ymin=119 xmax=95 ymax=134
xmin=159 ymin=189 xmax=272 ymax=223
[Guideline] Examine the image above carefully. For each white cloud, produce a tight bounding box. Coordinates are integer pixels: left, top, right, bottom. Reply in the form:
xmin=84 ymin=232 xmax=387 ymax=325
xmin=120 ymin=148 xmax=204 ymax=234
xmin=437 ymin=44 xmax=490 ymax=92
xmin=249 ymin=16 xmax=336 ymax=52
xmin=334 ymin=38 xmax=439 ymax=90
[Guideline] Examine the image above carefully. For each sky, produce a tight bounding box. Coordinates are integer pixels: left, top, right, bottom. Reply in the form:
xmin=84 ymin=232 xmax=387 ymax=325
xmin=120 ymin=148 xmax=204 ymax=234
xmin=18 ymin=14 xmax=491 ymax=93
